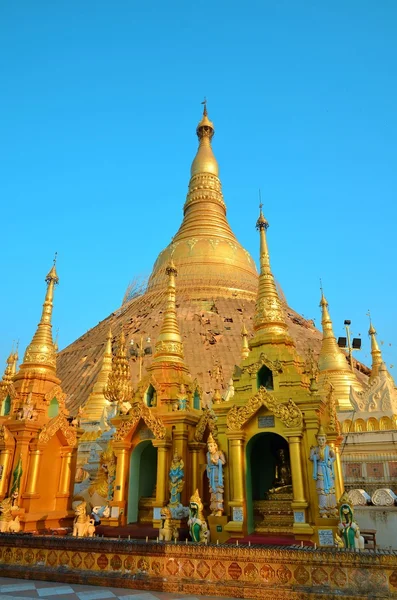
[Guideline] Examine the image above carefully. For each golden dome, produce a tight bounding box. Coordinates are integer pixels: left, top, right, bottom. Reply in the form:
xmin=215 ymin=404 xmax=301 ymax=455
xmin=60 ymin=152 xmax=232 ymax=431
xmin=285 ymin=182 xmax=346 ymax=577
xmin=147 ymin=105 xmax=258 ymax=298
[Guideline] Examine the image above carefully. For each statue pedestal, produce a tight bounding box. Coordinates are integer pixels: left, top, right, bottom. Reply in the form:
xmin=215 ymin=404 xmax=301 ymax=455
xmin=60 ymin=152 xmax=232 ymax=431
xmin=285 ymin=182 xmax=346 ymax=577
xmin=208 ymin=515 xmax=229 ymax=544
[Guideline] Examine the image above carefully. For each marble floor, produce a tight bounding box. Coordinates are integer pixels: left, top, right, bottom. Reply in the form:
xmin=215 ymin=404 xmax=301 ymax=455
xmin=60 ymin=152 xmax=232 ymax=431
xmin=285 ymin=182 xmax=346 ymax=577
xmin=0 ymin=577 xmax=231 ymax=600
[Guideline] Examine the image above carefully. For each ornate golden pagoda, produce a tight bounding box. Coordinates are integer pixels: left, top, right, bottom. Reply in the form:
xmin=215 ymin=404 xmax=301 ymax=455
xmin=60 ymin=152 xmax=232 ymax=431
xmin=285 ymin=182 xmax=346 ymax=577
xmin=57 ymin=106 xmax=327 ymax=416
xmin=0 ymin=349 xmax=17 ymax=415
xmin=147 ymin=103 xmax=258 ymax=298
xmin=109 ymin=262 xmax=203 ymax=527
xmin=0 ymin=262 xmax=79 ymax=531
xmin=317 ymin=291 xmax=362 ymax=411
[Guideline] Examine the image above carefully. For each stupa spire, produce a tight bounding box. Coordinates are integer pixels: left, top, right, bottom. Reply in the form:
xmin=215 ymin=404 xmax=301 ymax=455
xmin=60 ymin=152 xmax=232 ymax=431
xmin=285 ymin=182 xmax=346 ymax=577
xmin=0 ymin=349 xmax=15 ymax=388
xmin=253 ymin=202 xmax=291 ymax=343
xmin=11 ymin=342 xmax=19 ymax=376
xmin=367 ymin=315 xmax=394 ymax=384
xmin=84 ymin=328 xmax=114 ymax=420
xmin=152 ymin=261 xmax=185 ymax=365
xmin=20 ymin=256 xmax=59 ymax=374
xmin=317 ymin=288 xmax=361 ymax=409
xmin=146 ymin=103 xmax=258 ymax=297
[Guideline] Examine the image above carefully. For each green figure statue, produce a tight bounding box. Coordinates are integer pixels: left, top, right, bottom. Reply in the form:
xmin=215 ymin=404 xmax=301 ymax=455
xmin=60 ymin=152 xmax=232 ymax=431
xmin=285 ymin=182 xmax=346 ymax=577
xmin=188 ymin=489 xmax=209 ymax=543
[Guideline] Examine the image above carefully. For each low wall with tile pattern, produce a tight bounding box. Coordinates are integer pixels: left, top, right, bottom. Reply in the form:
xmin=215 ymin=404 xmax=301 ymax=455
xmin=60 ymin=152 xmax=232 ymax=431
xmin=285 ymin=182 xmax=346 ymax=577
xmin=1 ymin=535 xmax=397 ymax=599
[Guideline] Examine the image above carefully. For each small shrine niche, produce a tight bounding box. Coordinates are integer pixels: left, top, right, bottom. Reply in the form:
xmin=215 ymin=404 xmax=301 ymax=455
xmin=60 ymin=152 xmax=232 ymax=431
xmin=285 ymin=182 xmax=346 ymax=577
xmin=257 ymin=365 xmax=273 ymax=390
xmin=48 ymin=397 xmax=59 ymax=418
xmin=145 ymin=384 xmax=156 ymax=407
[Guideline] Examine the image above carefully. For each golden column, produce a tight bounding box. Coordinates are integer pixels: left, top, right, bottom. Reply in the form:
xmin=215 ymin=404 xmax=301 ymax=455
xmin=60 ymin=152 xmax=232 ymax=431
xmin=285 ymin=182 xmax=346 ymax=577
xmin=0 ymin=448 xmax=13 ymax=497
xmin=153 ymin=439 xmax=171 ymax=506
xmin=113 ymin=444 xmax=129 ymax=504
xmin=287 ymin=434 xmax=306 ymax=504
xmin=188 ymin=441 xmax=205 ymax=496
xmin=227 ymin=431 xmax=246 ymax=505
xmin=329 ymin=439 xmax=344 ymax=500
xmin=57 ymin=449 xmax=73 ymax=496
xmin=25 ymin=447 xmax=43 ymax=496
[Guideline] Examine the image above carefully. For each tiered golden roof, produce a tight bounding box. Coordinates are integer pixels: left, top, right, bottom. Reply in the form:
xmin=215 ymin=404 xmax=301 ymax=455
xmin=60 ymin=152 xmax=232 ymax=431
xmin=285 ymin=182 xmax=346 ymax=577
xmin=252 ymin=206 xmax=293 ymax=346
xmin=147 ymin=105 xmax=258 ymax=298
xmin=368 ymin=319 xmax=395 ymax=385
xmin=317 ymin=291 xmax=362 ymax=410
xmin=18 ymin=260 xmax=59 ymax=376
xmin=83 ymin=328 xmax=113 ymax=420
xmin=151 ymin=261 xmax=185 ymax=366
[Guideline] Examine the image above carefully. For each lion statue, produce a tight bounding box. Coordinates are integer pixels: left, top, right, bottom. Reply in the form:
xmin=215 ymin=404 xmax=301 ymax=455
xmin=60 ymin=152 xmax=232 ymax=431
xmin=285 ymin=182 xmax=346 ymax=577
xmin=0 ymin=497 xmax=21 ymax=534
xmin=159 ymin=506 xmax=178 ymax=542
xmin=72 ymin=501 xmax=96 ymax=538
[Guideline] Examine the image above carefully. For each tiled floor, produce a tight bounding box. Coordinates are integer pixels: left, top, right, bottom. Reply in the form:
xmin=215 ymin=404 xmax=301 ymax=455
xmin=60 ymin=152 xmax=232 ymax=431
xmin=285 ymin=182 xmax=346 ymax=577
xmin=0 ymin=578 xmax=230 ymax=600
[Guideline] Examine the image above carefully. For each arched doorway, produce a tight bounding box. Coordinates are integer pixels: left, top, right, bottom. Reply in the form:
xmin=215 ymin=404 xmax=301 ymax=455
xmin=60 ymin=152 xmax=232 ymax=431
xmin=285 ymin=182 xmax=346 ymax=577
xmin=127 ymin=440 xmax=157 ymax=524
xmin=246 ymin=432 xmax=290 ymax=533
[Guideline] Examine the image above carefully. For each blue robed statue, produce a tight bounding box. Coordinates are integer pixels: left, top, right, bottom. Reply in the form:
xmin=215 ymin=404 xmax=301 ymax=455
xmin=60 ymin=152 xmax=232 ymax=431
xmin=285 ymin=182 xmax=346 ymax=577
xmin=206 ymin=433 xmax=226 ymax=516
xmin=309 ymin=425 xmax=338 ymax=518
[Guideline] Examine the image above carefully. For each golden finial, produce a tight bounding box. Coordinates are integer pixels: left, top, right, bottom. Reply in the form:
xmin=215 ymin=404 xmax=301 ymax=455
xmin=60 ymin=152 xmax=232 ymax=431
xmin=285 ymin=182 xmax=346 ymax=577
xmin=191 ymin=101 xmax=217 ymax=176
xmin=317 ymin=287 xmax=361 ymax=409
xmin=201 ymin=96 xmax=208 ymax=116
xmin=366 ymin=311 xmax=392 ymax=382
xmin=20 ymin=259 xmax=60 ymax=373
xmin=152 ymin=262 xmax=185 ymax=365
xmin=318 ymin=289 xmax=351 ymax=372
xmin=253 ymin=199 xmax=291 ymax=343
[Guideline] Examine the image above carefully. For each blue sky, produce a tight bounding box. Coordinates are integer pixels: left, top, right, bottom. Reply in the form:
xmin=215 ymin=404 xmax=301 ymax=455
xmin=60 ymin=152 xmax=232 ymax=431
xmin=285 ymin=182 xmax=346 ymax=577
xmin=1 ymin=1 xmax=396 ymax=373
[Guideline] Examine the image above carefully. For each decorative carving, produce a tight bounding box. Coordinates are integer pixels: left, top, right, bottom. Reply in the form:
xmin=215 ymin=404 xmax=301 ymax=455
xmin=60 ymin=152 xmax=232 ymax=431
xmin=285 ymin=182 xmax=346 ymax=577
xmin=326 ymin=383 xmax=340 ymax=435
xmin=226 ymin=387 xmax=302 ymax=431
xmin=347 ymin=489 xmax=371 ymax=506
xmin=194 ymin=407 xmax=218 ymax=441
xmin=372 ymin=488 xmax=397 ymax=506
xmin=243 ymin=352 xmax=283 ymax=376
xmin=0 ymin=425 xmax=9 ymax=442
xmin=38 ymin=414 xmax=77 ymax=447
xmin=114 ymin=401 xmax=167 ymax=441
xmin=350 ymin=363 xmax=397 ymax=415
xmin=0 ymin=382 xmax=16 ymax=404
xmin=44 ymin=385 xmax=67 ymax=409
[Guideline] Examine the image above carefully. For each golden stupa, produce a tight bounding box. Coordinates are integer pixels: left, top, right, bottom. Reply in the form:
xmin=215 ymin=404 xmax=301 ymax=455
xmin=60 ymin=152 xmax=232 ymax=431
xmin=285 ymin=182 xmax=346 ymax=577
xmin=57 ymin=105 xmax=366 ymax=416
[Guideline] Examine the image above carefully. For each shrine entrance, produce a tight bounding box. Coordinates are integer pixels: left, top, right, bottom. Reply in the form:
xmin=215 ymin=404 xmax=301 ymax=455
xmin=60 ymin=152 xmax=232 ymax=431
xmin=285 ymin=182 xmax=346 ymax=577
xmin=246 ymin=432 xmax=293 ymax=534
xmin=127 ymin=440 xmax=157 ymax=524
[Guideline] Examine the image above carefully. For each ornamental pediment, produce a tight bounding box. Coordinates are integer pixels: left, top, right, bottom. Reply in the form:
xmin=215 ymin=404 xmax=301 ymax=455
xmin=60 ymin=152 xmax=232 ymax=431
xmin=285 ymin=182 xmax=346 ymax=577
xmin=226 ymin=387 xmax=302 ymax=432
xmin=350 ymin=367 xmax=397 ymax=415
xmin=242 ymin=353 xmax=283 ymax=376
xmin=114 ymin=401 xmax=167 ymax=442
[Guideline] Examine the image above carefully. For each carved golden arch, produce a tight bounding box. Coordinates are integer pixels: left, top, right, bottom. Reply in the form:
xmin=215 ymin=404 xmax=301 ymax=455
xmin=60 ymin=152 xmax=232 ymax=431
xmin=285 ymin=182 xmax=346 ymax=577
xmin=114 ymin=401 xmax=167 ymax=442
xmin=38 ymin=414 xmax=77 ymax=447
xmin=226 ymin=386 xmax=303 ymax=432
xmin=242 ymin=352 xmax=283 ymax=377
xmin=44 ymin=385 xmax=67 ymax=409
xmin=194 ymin=407 xmax=218 ymax=441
